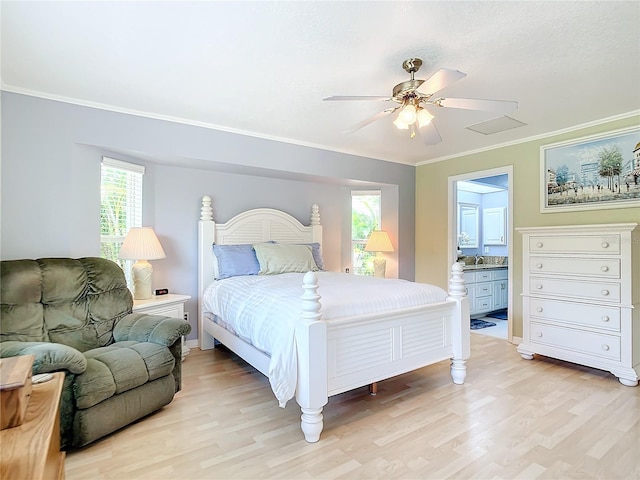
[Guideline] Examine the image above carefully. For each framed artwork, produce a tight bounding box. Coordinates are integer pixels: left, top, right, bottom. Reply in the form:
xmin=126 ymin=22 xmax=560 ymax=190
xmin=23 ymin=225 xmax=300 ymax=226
xmin=540 ymin=126 xmax=640 ymax=213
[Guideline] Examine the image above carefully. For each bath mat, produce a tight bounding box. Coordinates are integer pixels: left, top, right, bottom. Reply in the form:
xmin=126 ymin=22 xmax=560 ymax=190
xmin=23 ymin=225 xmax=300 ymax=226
xmin=485 ymin=309 xmax=508 ymax=320
xmin=470 ymin=319 xmax=496 ymax=330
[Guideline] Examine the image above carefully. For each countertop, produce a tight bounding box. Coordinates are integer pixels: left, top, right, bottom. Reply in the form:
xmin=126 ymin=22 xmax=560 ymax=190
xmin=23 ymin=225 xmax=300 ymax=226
xmin=462 ymin=264 xmax=508 ymax=271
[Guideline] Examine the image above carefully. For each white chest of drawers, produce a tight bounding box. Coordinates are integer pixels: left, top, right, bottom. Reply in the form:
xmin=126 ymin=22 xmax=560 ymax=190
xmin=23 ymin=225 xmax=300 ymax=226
xmin=516 ymin=223 xmax=639 ymax=386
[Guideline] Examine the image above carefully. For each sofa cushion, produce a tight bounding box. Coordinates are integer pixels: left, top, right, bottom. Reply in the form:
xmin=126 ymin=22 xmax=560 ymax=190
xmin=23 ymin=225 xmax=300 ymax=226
xmin=75 ymin=341 xmax=175 ymax=409
xmin=0 ymin=341 xmax=87 ymax=374
xmin=1 ymin=258 xmax=133 ymax=351
xmin=1 ymin=260 xmax=47 ymax=342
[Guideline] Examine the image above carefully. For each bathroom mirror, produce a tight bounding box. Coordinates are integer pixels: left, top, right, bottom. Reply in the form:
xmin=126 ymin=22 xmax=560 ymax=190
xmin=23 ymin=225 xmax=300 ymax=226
xmin=458 ymin=203 xmax=479 ymax=248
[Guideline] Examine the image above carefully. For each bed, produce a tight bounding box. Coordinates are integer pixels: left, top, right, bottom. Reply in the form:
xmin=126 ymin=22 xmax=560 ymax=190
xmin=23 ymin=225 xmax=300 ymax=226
xmin=197 ymin=196 xmax=470 ymax=443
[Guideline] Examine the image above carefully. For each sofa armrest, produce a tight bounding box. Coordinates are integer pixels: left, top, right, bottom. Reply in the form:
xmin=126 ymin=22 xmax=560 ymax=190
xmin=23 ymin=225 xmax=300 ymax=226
xmin=113 ymin=313 xmax=192 ymax=347
xmin=0 ymin=341 xmax=87 ymax=374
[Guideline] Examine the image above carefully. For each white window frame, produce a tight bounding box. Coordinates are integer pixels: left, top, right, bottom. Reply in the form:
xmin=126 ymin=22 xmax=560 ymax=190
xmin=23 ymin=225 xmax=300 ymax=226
xmin=351 ymin=190 xmax=382 ymax=276
xmin=100 ymin=157 xmax=144 ymax=284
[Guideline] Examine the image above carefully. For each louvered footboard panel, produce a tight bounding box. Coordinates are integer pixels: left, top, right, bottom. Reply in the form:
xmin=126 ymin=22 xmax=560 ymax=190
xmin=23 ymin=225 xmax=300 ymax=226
xmin=327 ymin=303 xmax=454 ymax=396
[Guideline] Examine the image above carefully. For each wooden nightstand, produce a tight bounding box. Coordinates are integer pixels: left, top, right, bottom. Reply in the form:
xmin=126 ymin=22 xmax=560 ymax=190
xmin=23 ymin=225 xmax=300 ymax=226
xmin=133 ymin=294 xmax=191 ymax=360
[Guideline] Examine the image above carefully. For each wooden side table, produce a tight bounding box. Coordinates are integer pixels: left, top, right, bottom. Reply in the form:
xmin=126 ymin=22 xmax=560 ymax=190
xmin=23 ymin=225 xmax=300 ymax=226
xmin=0 ymin=372 xmax=65 ymax=480
xmin=133 ymin=294 xmax=191 ymax=359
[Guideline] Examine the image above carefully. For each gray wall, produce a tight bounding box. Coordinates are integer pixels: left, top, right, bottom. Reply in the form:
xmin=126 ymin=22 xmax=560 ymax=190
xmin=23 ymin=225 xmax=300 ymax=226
xmin=1 ymin=92 xmax=416 ymax=339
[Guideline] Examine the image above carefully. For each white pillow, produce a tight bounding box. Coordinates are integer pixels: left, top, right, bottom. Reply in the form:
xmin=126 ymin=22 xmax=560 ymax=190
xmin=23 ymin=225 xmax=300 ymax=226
xmin=253 ymin=243 xmax=319 ymax=275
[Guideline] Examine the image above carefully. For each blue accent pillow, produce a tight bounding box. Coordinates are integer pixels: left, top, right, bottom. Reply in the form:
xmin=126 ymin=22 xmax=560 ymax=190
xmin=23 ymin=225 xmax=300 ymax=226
xmin=213 ymin=244 xmax=260 ymax=279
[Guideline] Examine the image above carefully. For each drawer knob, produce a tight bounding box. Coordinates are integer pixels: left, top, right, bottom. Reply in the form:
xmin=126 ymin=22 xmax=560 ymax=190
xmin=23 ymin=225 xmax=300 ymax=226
xmin=536 ymin=307 xmax=543 ymax=312
xmin=536 ymin=242 xmax=543 ymax=248
xmin=601 ymin=266 xmax=609 ymax=272
xmin=536 ymin=331 xmax=543 ymax=338
xmin=601 ymin=289 xmax=610 ymax=296
xmin=536 ymin=284 xmax=543 ymax=290
xmin=601 ymin=316 xmax=610 ymax=322
xmin=536 ymin=263 xmax=543 ymax=269
xmin=601 ymin=242 xmax=609 ymax=248
xmin=601 ymin=344 xmax=610 ymax=351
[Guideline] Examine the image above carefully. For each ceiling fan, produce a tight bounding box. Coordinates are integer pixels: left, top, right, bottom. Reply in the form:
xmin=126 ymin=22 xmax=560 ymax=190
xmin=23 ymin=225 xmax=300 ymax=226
xmin=323 ymin=58 xmax=518 ymax=145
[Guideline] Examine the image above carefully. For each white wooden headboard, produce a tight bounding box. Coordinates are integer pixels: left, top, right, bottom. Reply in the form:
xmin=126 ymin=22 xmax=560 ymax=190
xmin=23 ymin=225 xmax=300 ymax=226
xmin=197 ymin=195 xmax=323 ymax=339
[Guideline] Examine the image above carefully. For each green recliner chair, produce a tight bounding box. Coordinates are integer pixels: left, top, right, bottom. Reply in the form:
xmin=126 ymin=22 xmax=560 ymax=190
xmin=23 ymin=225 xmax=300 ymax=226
xmin=0 ymin=257 xmax=192 ymax=448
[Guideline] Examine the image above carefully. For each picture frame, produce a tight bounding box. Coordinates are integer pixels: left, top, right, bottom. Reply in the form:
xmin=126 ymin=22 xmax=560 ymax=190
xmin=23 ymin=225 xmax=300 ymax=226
xmin=540 ymin=126 xmax=640 ymax=213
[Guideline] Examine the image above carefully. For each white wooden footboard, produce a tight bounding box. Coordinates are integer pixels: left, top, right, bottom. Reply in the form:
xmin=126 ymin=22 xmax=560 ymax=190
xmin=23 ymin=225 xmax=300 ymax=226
xmin=294 ymin=263 xmax=469 ymax=442
xmin=326 ymin=302 xmax=456 ymax=396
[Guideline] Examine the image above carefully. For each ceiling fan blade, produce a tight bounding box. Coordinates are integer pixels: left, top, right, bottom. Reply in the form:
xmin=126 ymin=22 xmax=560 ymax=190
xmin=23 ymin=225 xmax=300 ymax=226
xmin=343 ymin=107 xmax=398 ymax=134
xmin=417 ymin=68 xmax=466 ymax=95
xmin=438 ymin=97 xmax=518 ymax=114
xmin=324 ymin=95 xmax=391 ymax=101
xmin=418 ymin=121 xmax=442 ymax=145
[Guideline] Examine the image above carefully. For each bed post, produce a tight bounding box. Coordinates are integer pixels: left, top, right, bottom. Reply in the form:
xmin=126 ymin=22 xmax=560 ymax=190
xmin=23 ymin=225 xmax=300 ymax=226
xmin=295 ymin=271 xmax=328 ymax=443
xmin=447 ymin=262 xmax=470 ymax=384
xmin=198 ymin=195 xmax=216 ymax=350
xmin=310 ymin=204 xmax=323 ymax=245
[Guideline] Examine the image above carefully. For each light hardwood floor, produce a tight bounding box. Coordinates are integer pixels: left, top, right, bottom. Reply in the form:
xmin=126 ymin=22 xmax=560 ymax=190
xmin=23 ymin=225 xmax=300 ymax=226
xmin=65 ymin=335 xmax=640 ymax=479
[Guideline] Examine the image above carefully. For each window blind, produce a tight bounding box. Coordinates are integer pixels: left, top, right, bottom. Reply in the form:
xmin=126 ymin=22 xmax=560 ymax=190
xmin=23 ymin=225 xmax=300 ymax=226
xmin=100 ymin=157 xmax=144 ymax=277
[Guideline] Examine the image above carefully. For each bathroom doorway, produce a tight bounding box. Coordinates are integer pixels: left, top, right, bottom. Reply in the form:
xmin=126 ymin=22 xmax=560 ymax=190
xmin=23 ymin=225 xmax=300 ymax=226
xmin=448 ymin=166 xmax=513 ymax=341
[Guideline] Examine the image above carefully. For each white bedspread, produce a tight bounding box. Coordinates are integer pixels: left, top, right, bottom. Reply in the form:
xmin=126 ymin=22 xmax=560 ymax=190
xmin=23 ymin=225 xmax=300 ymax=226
xmin=202 ymin=272 xmax=448 ymax=407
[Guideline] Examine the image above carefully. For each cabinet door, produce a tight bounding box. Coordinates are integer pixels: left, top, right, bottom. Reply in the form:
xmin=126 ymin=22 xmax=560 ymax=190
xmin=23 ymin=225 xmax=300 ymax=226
xmin=466 ymin=284 xmax=476 ymax=315
xmin=483 ymin=207 xmax=506 ymax=245
xmin=493 ymin=280 xmax=508 ymax=310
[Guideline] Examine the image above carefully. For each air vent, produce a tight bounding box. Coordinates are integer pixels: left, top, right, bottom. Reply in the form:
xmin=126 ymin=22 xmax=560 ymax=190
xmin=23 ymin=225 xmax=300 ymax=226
xmin=466 ymin=116 xmax=526 ymax=135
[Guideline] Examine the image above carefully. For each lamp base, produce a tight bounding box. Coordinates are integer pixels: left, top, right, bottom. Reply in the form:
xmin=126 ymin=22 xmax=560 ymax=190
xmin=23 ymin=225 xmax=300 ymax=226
xmin=131 ymin=260 xmax=153 ymax=300
xmin=372 ymin=257 xmax=387 ymax=278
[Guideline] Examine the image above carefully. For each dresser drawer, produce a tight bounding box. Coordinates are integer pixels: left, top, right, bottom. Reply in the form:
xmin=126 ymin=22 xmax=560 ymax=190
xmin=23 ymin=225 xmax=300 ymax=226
xmin=529 ymin=257 xmax=620 ymax=278
xmin=475 ymin=297 xmax=493 ymax=312
xmin=530 ymin=322 xmax=620 ymax=361
xmin=529 ymin=298 xmax=621 ymax=332
xmin=529 ymin=235 xmax=620 ymax=255
xmin=475 ymin=283 xmax=492 ymax=298
xmin=475 ymin=271 xmax=493 ymax=282
xmin=530 ymin=276 xmax=620 ymax=303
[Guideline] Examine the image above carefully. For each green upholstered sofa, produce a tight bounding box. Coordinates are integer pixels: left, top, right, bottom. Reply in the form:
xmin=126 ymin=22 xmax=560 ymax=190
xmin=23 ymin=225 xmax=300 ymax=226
xmin=0 ymin=257 xmax=192 ymax=448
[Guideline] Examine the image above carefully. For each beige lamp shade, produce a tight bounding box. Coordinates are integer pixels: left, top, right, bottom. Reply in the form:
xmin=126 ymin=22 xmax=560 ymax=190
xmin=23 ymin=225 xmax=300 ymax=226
xmin=364 ymin=230 xmax=395 ymax=253
xmin=118 ymin=227 xmax=166 ymax=300
xmin=364 ymin=231 xmax=394 ymax=278
xmin=118 ymin=227 xmax=166 ymax=261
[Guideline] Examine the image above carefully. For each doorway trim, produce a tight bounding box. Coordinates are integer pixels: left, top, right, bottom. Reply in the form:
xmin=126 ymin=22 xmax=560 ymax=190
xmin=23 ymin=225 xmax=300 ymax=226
xmin=448 ymin=165 xmax=514 ymax=341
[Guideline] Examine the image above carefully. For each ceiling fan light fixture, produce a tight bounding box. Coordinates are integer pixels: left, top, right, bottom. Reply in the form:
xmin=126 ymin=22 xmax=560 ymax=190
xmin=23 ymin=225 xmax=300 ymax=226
xmin=325 ymin=58 xmax=517 ymax=148
xmin=417 ymin=108 xmax=434 ymax=128
xmin=393 ymin=116 xmax=409 ymax=129
xmin=398 ymin=104 xmax=417 ymax=125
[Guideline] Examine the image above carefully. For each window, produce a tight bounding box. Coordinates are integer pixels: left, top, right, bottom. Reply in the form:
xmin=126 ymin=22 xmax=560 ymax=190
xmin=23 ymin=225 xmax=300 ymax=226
xmin=100 ymin=158 xmax=144 ymax=282
xmin=351 ymin=190 xmax=381 ymax=276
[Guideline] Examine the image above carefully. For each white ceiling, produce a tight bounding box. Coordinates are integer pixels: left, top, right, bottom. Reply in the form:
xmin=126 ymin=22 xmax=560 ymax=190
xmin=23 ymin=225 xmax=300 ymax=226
xmin=2 ymin=1 xmax=639 ymax=166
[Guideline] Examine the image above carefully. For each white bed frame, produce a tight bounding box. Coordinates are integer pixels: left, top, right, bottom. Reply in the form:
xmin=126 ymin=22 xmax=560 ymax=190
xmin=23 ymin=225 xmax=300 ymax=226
xmin=197 ymin=196 xmax=470 ymax=442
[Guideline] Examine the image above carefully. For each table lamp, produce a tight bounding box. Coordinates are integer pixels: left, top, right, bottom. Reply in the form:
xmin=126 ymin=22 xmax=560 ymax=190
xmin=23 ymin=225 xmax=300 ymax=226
xmin=118 ymin=227 xmax=166 ymax=299
xmin=365 ymin=230 xmax=395 ymax=278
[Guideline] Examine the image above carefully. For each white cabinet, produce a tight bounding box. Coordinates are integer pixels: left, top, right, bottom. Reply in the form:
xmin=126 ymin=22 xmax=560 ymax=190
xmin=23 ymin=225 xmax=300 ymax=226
xmin=483 ymin=207 xmax=507 ymax=245
xmin=458 ymin=203 xmax=479 ymax=248
xmin=493 ymin=273 xmax=508 ymax=310
xmin=464 ymin=268 xmax=508 ymax=315
xmin=517 ymin=223 xmax=639 ymax=387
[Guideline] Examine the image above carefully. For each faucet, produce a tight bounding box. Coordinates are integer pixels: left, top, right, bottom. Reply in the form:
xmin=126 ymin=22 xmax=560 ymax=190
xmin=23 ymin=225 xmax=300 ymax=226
xmin=475 ymin=254 xmax=484 ymax=265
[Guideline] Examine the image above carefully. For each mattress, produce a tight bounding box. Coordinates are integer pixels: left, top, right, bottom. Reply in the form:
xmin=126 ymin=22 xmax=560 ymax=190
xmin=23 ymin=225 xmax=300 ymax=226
xmin=202 ymin=271 xmax=448 ymax=406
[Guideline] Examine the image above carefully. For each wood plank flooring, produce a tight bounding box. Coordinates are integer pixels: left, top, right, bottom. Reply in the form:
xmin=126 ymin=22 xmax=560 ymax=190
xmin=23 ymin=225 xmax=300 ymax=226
xmin=65 ymin=335 xmax=640 ymax=479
